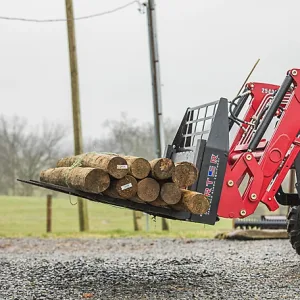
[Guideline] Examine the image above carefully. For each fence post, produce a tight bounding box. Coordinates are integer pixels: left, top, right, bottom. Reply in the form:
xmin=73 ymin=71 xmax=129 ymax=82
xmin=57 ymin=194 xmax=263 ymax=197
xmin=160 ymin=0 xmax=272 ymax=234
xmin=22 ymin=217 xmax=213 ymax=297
xmin=46 ymin=194 xmax=52 ymax=233
xmin=133 ymin=211 xmax=143 ymax=231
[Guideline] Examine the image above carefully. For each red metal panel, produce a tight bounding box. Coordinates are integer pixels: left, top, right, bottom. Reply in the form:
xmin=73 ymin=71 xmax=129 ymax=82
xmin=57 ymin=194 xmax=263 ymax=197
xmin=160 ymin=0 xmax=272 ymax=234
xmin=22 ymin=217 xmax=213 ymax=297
xmin=218 ymin=69 xmax=300 ymax=218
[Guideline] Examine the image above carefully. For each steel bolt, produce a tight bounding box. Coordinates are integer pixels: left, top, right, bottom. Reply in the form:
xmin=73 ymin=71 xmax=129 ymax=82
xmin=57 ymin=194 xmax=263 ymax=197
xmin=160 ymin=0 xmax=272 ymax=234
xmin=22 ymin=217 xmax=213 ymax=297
xmin=227 ymin=180 xmax=234 ymax=187
xmin=240 ymin=209 xmax=247 ymax=216
xmin=246 ymin=154 xmax=252 ymax=161
xmin=292 ymin=70 xmax=298 ymax=76
xmin=250 ymin=193 xmax=257 ymax=200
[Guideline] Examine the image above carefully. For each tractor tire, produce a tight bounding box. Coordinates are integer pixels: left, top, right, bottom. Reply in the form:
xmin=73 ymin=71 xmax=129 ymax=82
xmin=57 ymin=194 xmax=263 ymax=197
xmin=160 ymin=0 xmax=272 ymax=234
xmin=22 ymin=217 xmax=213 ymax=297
xmin=287 ymin=206 xmax=300 ymax=255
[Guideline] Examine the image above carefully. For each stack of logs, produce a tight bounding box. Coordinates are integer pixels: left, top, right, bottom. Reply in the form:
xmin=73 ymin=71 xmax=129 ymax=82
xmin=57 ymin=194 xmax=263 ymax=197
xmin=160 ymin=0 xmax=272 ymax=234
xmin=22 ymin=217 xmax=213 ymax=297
xmin=40 ymin=153 xmax=210 ymax=215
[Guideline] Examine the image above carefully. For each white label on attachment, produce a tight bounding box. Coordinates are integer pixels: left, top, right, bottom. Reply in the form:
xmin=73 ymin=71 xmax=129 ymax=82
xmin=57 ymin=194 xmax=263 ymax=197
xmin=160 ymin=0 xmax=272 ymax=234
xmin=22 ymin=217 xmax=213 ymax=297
xmin=121 ymin=183 xmax=132 ymax=190
xmin=117 ymin=165 xmax=128 ymax=169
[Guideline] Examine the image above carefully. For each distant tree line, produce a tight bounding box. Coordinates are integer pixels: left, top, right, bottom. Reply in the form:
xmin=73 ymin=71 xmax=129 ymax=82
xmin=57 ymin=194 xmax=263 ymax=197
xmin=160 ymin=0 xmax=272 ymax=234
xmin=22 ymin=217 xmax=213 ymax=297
xmin=0 ymin=113 xmax=178 ymax=196
xmin=84 ymin=113 xmax=178 ymax=160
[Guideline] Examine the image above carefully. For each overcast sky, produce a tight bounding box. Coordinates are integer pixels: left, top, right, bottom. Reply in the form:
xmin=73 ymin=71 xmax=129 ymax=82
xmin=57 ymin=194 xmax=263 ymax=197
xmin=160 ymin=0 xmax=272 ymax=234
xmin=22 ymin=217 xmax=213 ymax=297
xmin=1 ymin=0 xmax=300 ymax=140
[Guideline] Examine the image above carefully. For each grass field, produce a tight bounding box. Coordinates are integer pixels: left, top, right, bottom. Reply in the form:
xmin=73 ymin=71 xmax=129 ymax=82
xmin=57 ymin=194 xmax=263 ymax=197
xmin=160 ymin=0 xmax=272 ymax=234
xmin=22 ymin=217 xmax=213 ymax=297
xmin=0 ymin=195 xmax=232 ymax=238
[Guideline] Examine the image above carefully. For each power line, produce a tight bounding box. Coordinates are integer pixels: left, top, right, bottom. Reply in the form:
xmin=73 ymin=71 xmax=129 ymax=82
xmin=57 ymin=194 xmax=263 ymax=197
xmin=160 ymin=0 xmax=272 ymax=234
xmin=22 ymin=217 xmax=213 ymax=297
xmin=0 ymin=0 xmax=143 ymax=23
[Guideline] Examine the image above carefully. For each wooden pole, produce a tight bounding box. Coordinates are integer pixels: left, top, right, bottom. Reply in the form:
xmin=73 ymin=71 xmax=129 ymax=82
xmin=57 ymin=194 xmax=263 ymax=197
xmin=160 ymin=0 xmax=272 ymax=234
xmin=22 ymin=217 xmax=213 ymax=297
xmin=146 ymin=0 xmax=169 ymax=231
xmin=65 ymin=0 xmax=89 ymax=231
xmin=46 ymin=194 xmax=52 ymax=233
xmin=133 ymin=211 xmax=143 ymax=231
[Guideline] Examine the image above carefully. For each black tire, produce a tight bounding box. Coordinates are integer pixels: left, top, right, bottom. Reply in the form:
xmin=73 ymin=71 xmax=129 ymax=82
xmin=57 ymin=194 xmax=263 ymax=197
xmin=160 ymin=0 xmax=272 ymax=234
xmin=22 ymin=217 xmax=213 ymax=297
xmin=287 ymin=206 xmax=300 ymax=255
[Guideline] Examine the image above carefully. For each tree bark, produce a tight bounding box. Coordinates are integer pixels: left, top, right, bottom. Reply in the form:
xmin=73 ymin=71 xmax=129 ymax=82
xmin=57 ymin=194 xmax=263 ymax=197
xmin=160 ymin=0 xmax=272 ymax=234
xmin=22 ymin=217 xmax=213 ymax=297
xmin=172 ymin=162 xmax=198 ymax=187
xmin=123 ymin=155 xmax=151 ymax=179
xmin=160 ymin=182 xmax=181 ymax=205
xmin=171 ymin=190 xmax=210 ymax=214
xmin=136 ymin=177 xmax=160 ymax=202
xmin=40 ymin=167 xmax=110 ymax=193
xmin=56 ymin=153 xmax=128 ymax=179
xmin=149 ymin=158 xmax=175 ymax=180
xmin=103 ymin=175 xmax=138 ymax=199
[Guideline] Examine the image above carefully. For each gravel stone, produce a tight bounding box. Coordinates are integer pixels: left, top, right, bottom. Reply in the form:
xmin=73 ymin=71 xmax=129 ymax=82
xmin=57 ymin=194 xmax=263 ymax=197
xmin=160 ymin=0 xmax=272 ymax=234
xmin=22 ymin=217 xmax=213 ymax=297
xmin=0 ymin=238 xmax=300 ymax=299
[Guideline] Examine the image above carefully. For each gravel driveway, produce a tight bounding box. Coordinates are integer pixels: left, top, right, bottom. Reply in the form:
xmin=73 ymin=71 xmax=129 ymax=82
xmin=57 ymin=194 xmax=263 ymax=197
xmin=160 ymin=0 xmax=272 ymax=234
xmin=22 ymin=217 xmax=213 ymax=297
xmin=0 ymin=237 xmax=300 ymax=299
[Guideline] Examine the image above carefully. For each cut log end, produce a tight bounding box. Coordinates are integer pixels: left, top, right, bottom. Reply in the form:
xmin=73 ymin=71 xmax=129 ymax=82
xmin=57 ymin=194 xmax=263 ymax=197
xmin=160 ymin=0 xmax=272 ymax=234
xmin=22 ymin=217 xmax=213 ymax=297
xmin=137 ymin=178 xmax=160 ymax=202
xmin=115 ymin=175 xmax=138 ymax=199
xmin=160 ymin=182 xmax=182 ymax=205
xmin=103 ymin=175 xmax=137 ymax=199
xmin=150 ymin=197 xmax=169 ymax=208
xmin=172 ymin=190 xmax=210 ymax=215
xmin=106 ymin=156 xmax=129 ymax=179
xmin=85 ymin=168 xmax=110 ymax=193
xmin=150 ymin=158 xmax=175 ymax=180
xmin=124 ymin=156 xmax=151 ymax=179
xmin=129 ymin=196 xmax=146 ymax=204
xmin=172 ymin=162 xmax=199 ymax=187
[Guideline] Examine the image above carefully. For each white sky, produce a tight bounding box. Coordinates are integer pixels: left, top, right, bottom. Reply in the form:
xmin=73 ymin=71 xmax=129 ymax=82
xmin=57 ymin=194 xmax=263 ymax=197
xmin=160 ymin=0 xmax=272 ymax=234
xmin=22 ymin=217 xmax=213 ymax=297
xmin=1 ymin=0 xmax=300 ymax=140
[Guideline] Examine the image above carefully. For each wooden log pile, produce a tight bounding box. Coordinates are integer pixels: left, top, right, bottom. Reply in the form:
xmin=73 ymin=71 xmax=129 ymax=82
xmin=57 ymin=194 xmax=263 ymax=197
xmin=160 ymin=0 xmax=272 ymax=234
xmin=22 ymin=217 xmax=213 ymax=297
xmin=40 ymin=153 xmax=210 ymax=215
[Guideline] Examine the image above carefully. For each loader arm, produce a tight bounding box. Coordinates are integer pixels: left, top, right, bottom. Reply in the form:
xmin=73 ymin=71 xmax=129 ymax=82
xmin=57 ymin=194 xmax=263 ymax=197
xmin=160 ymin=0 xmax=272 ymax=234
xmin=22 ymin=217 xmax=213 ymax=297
xmin=218 ymin=70 xmax=300 ymax=219
xmin=168 ymin=68 xmax=300 ymax=224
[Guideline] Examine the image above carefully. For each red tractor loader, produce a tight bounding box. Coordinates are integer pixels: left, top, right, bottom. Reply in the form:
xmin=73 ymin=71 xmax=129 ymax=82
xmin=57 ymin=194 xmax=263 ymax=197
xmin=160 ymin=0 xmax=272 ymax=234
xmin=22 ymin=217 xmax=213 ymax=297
xmin=19 ymin=68 xmax=300 ymax=255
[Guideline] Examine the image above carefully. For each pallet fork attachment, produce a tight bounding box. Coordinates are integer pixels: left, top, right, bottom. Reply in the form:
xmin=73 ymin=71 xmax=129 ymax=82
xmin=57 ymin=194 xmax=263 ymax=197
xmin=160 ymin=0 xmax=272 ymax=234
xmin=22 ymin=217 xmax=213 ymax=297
xmin=165 ymin=98 xmax=229 ymax=225
xmin=17 ymin=98 xmax=229 ymax=225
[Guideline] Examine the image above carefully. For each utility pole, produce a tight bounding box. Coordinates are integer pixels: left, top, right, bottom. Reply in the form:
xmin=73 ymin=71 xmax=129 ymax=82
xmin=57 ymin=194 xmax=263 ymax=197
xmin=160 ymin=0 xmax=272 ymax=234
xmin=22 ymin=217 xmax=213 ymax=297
xmin=146 ymin=0 xmax=169 ymax=231
xmin=65 ymin=0 xmax=89 ymax=231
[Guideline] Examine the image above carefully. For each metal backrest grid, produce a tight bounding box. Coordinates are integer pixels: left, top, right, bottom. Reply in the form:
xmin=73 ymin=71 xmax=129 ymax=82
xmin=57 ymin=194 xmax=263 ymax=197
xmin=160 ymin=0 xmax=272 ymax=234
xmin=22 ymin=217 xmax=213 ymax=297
xmin=180 ymin=100 xmax=219 ymax=150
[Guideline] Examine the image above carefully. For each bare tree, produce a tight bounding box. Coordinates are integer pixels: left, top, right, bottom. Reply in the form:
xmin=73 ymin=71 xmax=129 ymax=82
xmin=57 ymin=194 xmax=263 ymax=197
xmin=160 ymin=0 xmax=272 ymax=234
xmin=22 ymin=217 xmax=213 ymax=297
xmin=0 ymin=116 xmax=26 ymax=195
xmin=0 ymin=115 xmax=69 ymax=196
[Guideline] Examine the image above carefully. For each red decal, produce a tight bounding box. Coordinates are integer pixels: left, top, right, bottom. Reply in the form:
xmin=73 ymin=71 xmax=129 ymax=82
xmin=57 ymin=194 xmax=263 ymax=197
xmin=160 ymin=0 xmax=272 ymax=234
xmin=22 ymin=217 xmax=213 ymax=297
xmin=210 ymin=154 xmax=218 ymax=164
xmin=206 ymin=178 xmax=213 ymax=186
xmin=204 ymin=188 xmax=212 ymax=197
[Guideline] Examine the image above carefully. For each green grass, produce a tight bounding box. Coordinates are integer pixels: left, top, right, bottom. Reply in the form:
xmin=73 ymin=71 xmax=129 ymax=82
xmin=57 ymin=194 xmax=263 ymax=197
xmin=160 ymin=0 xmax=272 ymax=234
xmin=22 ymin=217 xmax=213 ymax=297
xmin=0 ymin=195 xmax=232 ymax=238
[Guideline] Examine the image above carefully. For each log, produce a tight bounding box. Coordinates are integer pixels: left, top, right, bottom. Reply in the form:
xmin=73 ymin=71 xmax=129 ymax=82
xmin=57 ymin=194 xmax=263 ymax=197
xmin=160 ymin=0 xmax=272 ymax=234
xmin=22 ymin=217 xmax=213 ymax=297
xmin=129 ymin=196 xmax=146 ymax=204
xmin=56 ymin=153 xmax=128 ymax=179
xmin=215 ymin=230 xmax=288 ymax=240
xmin=149 ymin=196 xmax=169 ymax=208
xmin=103 ymin=175 xmax=137 ymax=199
xmin=150 ymin=158 xmax=175 ymax=180
xmin=136 ymin=177 xmax=160 ymax=202
xmin=172 ymin=162 xmax=199 ymax=187
xmin=160 ymin=182 xmax=181 ymax=205
xmin=40 ymin=167 xmax=80 ymax=187
xmin=40 ymin=167 xmax=110 ymax=193
xmin=171 ymin=190 xmax=210 ymax=214
xmin=123 ymin=156 xmax=151 ymax=179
